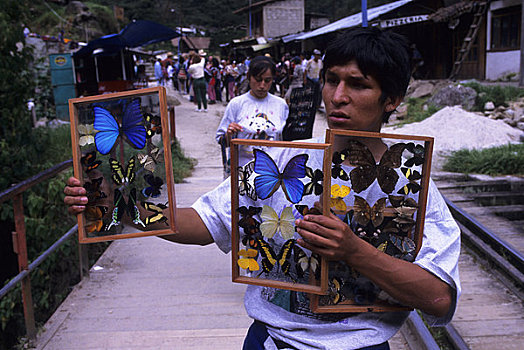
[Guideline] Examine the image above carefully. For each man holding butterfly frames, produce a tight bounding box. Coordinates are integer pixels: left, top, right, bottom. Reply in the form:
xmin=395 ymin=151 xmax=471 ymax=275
xmin=65 ymin=27 xmax=460 ymax=350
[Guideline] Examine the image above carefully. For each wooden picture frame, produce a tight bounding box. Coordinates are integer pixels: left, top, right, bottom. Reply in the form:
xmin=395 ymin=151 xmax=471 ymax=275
xmin=230 ymin=139 xmax=331 ymax=294
xmin=309 ymin=129 xmax=434 ymax=313
xmin=69 ymin=87 xmax=177 ymax=243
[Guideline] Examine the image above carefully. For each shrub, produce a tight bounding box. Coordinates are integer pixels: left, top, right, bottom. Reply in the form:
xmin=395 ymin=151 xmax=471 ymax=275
xmin=443 ymin=143 xmax=524 ymax=176
xmin=462 ymin=82 xmax=524 ymax=111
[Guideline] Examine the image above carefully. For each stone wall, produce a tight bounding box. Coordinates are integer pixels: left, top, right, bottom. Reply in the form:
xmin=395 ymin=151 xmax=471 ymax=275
xmin=263 ymin=0 xmax=304 ymax=38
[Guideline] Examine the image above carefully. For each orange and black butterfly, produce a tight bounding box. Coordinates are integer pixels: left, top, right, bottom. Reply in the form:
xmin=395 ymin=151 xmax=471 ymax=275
xmin=84 ymin=205 xmax=108 ymax=233
xmin=237 ymin=206 xmax=262 ymax=248
xmin=345 ymin=140 xmax=405 ymax=194
xmin=81 ymin=151 xmax=101 ymax=173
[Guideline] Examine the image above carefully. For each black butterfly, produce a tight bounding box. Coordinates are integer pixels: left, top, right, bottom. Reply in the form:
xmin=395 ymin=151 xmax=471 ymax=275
xmin=397 ymin=167 xmax=422 ymax=195
xmin=83 ymin=177 xmax=107 ymax=204
xmin=81 ymin=151 xmax=101 ymax=173
xmin=404 ymin=142 xmax=425 ymax=167
xmin=238 ymin=161 xmax=257 ymax=200
xmin=295 ymin=205 xmax=322 ymax=217
xmin=331 ymin=150 xmax=350 ymax=181
xmin=293 ymin=245 xmax=320 ymax=279
xmin=256 ymin=238 xmax=295 ymax=279
xmin=107 ymin=188 xmax=145 ymax=229
xmin=303 ymin=166 xmax=323 ymax=196
xmin=110 ymin=157 xmax=136 ymax=185
xmin=145 ymin=113 xmax=162 ymax=138
xmin=142 ymin=174 xmax=163 ymax=198
xmin=237 ymin=206 xmax=262 ymax=248
xmin=345 ymin=140 xmax=406 ymax=193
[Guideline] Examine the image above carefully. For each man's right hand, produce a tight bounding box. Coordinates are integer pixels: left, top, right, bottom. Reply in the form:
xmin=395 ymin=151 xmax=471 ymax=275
xmin=64 ymin=177 xmax=88 ymax=215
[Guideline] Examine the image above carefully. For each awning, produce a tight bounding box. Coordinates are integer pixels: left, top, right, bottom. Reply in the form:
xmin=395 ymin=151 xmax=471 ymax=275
xmin=74 ymin=20 xmax=179 ymax=57
xmin=283 ymin=0 xmax=413 ymax=42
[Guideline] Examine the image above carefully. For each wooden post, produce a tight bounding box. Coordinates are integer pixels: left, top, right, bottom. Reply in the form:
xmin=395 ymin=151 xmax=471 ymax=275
xmin=12 ymin=194 xmax=37 ymax=340
xmin=169 ymin=106 xmax=176 ymax=140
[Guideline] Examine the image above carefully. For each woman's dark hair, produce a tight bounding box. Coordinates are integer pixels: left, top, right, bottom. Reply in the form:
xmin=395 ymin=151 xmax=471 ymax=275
xmin=247 ymin=55 xmax=276 ymax=78
xmin=322 ymin=27 xmax=411 ymax=123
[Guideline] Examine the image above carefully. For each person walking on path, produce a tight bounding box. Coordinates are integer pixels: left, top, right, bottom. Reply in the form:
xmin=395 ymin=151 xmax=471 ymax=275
xmin=215 ymin=55 xmax=289 ymax=166
xmin=188 ymin=54 xmax=208 ymax=112
xmin=306 ymin=49 xmax=323 ymax=106
xmin=154 ymin=58 xmax=163 ymax=86
xmin=64 ymin=27 xmax=460 ymax=350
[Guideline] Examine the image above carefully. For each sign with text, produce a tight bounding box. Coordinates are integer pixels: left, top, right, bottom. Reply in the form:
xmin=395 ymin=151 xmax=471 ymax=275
xmin=380 ymin=15 xmax=428 ymax=28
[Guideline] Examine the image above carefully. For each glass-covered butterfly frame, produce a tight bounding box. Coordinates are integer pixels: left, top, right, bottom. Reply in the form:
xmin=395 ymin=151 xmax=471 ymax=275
xmin=69 ymin=87 xmax=177 ymax=243
xmin=230 ymin=139 xmax=331 ymax=294
xmin=309 ymin=129 xmax=434 ymax=313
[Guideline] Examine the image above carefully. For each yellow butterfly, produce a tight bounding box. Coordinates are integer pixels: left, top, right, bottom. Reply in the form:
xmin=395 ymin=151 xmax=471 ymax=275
xmin=78 ymin=124 xmax=95 ymax=146
xmin=260 ymin=205 xmax=295 ymax=240
xmin=330 ymin=184 xmax=351 ymax=212
xmin=237 ymin=249 xmax=260 ymax=271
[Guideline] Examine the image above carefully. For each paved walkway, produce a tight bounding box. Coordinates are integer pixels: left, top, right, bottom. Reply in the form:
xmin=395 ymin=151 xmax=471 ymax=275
xmin=35 ymin=88 xmax=252 ymax=349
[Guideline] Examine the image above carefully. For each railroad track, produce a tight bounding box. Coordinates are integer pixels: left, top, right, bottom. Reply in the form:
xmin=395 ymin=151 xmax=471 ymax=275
xmin=399 ymin=173 xmax=524 ymax=350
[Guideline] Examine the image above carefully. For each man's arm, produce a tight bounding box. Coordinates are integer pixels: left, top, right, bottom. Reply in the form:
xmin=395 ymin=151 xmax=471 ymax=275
xmin=295 ymin=213 xmax=452 ymax=317
xmin=64 ymin=177 xmax=214 ymax=246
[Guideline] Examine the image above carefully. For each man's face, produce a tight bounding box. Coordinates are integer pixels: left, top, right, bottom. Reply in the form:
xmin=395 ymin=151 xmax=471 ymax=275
xmin=322 ymin=60 xmax=399 ymax=132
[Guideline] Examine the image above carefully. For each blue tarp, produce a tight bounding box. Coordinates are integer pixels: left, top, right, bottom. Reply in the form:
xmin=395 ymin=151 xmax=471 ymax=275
xmin=74 ymin=20 xmax=179 ymax=57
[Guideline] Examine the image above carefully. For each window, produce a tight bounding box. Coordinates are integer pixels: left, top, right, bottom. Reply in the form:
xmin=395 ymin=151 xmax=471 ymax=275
xmin=491 ymin=5 xmax=521 ymax=50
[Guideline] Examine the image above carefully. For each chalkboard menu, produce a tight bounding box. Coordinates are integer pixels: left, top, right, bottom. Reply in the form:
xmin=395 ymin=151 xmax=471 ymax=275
xmin=282 ymin=85 xmax=318 ymax=141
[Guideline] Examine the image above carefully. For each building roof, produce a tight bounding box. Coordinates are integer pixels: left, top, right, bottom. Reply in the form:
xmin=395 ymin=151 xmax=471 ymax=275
xmin=283 ymin=0 xmax=413 ymax=42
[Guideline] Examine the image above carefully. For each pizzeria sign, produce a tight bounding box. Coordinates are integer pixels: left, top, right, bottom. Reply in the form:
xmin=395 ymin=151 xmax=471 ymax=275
xmin=380 ymin=15 xmax=429 ymax=28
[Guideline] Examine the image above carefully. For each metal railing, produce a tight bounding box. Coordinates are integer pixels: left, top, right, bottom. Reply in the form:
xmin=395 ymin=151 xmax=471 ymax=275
xmin=0 ymin=159 xmax=85 ymax=340
xmin=0 ymin=106 xmax=176 ymax=341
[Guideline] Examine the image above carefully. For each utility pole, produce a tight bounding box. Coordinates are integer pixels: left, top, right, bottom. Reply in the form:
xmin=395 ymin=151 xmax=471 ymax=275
xmin=362 ymin=0 xmax=368 ymax=27
xmin=520 ymin=0 xmax=524 ymax=86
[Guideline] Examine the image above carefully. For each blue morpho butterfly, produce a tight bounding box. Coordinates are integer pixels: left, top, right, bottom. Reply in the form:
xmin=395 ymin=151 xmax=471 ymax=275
xmin=94 ymin=99 xmax=146 ymax=155
xmin=253 ymin=149 xmax=308 ymax=204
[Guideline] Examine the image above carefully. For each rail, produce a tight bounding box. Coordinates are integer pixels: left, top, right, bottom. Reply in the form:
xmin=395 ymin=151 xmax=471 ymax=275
xmin=0 ymin=159 xmax=84 ymax=341
xmin=0 ymin=106 xmax=176 ymax=342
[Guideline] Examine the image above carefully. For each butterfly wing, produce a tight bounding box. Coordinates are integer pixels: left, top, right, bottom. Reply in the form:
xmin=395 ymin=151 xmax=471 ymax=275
xmin=141 ymin=201 xmax=169 ymax=226
xmin=137 ymin=153 xmax=156 ymax=172
xmin=277 ymin=239 xmax=295 ymax=276
xmin=109 ymin=158 xmax=125 ymax=185
xmin=259 ymin=205 xmax=279 ymax=238
xmin=278 ymin=206 xmax=295 ymax=240
xmin=370 ymin=197 xmax=387 ymax=227
xmin=121 ymin=99 xmax=146 ymax=149
xmin=353 ymin=195 xmax=372 ymax=227
xmin=94 ymin=107 xmax=119 ymax=155
xmin=253 ymin=149 xmax=281 ymax=200
xmin=125 ymin=157 xmax=137 ymax=184
xmin=375 ymin=143 xmax=405 ymax=193
xmin=256 ymin=238 xmax=277 ymax=272
xmin=346 ymin=141 xmax=377 ymax=193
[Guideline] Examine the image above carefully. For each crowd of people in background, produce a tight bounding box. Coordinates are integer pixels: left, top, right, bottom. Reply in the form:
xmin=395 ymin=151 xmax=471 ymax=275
xmin=148 ymin=49 xmax=324 ymax=110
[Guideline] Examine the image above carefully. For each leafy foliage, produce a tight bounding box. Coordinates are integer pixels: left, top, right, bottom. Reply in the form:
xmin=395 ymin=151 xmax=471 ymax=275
xmin=443 ymin=143 xmax=524 ymax=176
xmin=395 ymin=97 xmax=441 ymax=126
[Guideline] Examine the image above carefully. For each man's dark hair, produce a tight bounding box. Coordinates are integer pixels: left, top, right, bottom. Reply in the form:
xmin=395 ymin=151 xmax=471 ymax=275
xmin=322 ymin=27 xmax=411 ymax=123
xmin=248 ymin=55 xmax=276 ymax=79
